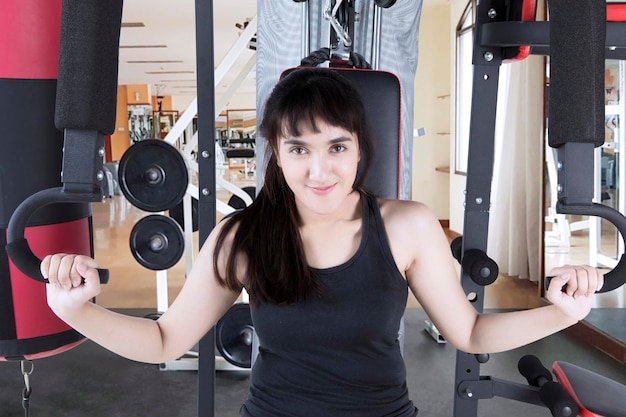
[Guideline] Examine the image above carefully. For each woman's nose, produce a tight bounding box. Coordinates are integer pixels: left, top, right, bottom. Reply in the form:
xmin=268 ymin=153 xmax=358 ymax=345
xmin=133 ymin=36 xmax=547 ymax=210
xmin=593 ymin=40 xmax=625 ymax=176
xmin=308 ymin=153 xmax=330 ymax=179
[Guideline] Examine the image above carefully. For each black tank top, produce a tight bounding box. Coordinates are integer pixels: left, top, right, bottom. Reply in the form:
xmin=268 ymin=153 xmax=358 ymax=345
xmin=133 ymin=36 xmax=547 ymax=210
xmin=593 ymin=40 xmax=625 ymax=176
xmin=241 ymin=192 xmax=418 ymax=417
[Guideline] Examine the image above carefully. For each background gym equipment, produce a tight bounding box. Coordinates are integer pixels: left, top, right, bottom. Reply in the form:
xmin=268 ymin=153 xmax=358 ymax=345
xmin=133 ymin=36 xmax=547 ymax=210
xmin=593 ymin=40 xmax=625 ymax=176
xmin=452 ymin=0 xmax=626 ymax=416
xmin=215 ymin=303 xmax=254 ymax=369
xmin=141 ymin=6 xmax=259 ymax=379
xmin=118 ymin=139 xmax=189 ymax=213
xmin=169 ymin=197 xmax=200 ymax=232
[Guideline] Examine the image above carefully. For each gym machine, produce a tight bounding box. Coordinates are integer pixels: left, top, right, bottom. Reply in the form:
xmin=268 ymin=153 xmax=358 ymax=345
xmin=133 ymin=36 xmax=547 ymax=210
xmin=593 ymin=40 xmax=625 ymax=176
xmin=4 ymin=0 xmax=625 ymax=416
xmin=452 ymin=0 xmax=626 ymax=416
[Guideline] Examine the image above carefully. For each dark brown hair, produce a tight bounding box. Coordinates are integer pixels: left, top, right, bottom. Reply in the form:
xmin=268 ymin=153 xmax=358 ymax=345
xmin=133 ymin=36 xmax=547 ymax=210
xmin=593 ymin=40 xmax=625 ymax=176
xmin=213 ymin=67 xmax=373 ymax=304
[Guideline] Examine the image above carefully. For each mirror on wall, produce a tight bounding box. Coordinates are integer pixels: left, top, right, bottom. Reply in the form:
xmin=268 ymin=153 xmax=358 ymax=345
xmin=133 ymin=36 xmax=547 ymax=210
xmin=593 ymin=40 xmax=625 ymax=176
xmin=544 ymin=59 xmax=626 ymax=345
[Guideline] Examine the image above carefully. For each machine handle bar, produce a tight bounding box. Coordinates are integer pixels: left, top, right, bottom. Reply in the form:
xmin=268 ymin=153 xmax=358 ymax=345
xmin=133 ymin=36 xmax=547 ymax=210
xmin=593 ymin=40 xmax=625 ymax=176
xmin=5 ymin=187 xmax=109 ymax=284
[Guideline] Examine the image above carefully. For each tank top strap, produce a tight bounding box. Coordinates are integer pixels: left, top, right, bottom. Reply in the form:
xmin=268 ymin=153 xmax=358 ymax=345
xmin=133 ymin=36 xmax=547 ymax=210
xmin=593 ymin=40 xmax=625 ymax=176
xmin=363 ymin=192 xmax=401 ymax=273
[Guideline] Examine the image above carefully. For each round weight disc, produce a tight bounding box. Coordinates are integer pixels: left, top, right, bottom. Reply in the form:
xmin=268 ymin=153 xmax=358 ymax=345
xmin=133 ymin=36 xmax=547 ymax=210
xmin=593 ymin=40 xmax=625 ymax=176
xmin=129 ymin=214 xmax=185 ymax=271
xmin=119 ymin=139 xmax=189 ymax=212
xmin=169 ymin=197 xmax=199 ymax=232
xmin=216 ymin=303 xmax=254 ymax=369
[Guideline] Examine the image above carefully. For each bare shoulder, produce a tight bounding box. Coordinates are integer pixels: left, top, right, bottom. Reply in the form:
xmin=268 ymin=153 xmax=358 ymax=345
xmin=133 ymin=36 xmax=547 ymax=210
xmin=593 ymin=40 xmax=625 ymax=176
xmin=377 ymin=198 xmax=441 ymax=232
xmin=376 ymin=198 xmax=447 ymax=272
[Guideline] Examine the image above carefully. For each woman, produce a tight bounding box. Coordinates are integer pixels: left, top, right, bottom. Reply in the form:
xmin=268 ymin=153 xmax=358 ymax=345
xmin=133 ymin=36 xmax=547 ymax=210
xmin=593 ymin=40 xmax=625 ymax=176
xmin=42 ymin=68 xmax=603 ymax=417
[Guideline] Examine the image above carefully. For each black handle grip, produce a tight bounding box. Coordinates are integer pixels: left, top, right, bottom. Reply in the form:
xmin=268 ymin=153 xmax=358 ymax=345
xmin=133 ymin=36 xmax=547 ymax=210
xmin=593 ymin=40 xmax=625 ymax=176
xmin=544 ymin=275 xmax=565 ymax=293
xmin=544 ymin=271 xmax=607 ymax=294
xmin=556 ymin=202 xmax=626 ymax=293
xmin=6 ymin=187 xmax=109 ymax=284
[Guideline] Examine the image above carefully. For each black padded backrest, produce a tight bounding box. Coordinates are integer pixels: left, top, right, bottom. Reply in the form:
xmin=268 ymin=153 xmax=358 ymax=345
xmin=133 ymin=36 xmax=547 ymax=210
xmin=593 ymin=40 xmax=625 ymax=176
xmin=281 ymin=68 xmax=402 ymax=199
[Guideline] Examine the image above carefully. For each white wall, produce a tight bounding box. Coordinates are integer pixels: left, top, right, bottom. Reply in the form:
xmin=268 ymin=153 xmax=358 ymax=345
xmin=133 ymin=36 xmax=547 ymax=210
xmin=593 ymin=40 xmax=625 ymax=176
xmin=448 ymin=0 xmax=469 ymax=234
xmin=171 ymin=95 xmax=196 ymax=114
xmin=412 ymin=4 xmax=451 ymax=219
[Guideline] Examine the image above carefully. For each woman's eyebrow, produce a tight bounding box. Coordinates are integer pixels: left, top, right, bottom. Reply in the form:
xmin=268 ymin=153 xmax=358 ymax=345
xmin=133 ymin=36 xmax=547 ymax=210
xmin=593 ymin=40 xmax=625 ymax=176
xmin=282 ymin=136 xmax=353 ymax=146
xmin=282 ymin=138 xmax=307 ymax=146
xmin=329 ymin=136 xmax=353 ymax=144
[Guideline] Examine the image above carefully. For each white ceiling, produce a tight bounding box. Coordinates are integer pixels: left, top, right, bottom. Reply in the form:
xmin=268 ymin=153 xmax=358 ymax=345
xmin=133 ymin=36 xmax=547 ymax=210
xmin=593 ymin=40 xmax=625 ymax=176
xmin=118 ymin=0 xmax=258 ymax=100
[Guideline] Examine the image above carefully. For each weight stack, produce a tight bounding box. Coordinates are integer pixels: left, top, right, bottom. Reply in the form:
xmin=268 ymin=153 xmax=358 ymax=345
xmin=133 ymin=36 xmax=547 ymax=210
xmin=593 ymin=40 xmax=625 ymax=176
xmin=0 ymin=0 xmax=93 ymax=360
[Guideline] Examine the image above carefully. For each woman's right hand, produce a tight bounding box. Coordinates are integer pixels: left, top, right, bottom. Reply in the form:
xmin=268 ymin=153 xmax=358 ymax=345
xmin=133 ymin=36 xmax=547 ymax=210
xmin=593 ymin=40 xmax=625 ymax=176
xmin=41 ymin=254 xmax=102 ymax=317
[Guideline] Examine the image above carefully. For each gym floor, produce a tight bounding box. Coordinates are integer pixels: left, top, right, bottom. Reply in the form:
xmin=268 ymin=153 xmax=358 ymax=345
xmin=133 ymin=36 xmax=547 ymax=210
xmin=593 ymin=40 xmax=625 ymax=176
xmin=1 ymin=168 xmax=625 ymax=416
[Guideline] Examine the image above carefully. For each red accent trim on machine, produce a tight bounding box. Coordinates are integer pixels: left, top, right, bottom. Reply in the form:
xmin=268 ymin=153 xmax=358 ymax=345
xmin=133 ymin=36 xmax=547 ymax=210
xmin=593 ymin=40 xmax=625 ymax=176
xmin=607 ymin=3 xmax=626 ymax=22
xmin=504 ymin=0 xmax=538 ymax=63
xmin=552 ymin=362 xmax=604 ymax=417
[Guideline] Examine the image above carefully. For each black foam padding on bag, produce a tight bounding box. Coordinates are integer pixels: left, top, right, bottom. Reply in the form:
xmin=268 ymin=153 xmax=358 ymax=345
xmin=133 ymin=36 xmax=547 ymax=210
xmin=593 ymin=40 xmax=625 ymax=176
xmin=54 ymin=0 xmax=123 ymax=135
xmin=548 ymin=0 xmax=605 ymax=148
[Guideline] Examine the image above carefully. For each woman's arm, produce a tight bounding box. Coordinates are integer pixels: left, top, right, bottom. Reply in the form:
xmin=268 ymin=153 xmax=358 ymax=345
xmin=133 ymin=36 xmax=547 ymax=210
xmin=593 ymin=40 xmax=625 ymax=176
xmin=42 ymin=220 xmax=241 ymax=364
xmin=382 ymin=200 xmax=603 ymax=354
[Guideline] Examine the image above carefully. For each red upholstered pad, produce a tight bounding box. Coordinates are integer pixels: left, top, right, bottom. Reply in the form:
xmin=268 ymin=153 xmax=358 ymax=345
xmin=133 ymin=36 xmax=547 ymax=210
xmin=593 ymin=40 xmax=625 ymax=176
xmin=607 ymin=3 xmax=626 ymax=22
xmin=504 ymin=0 xmax=538 ymax=62
xmin=553 ymin=361 xmax=626 ymax=417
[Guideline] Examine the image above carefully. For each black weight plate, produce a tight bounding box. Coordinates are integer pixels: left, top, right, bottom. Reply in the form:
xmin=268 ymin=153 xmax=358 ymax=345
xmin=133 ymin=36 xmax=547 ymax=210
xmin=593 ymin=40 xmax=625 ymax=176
xmin=169 ymin=197 xmax=199 ymax=232
xmin=216 ymin=303 xmax=254 ymax=369
xmin=129 ymin=214 xmax=185 ymax=271
xmin=119 ymin=139 xmax=189 ymax=212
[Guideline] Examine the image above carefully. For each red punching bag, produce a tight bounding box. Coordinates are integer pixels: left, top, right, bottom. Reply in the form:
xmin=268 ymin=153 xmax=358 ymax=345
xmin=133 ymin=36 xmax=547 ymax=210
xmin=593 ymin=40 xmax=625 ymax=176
xmin=0 ymin=0 xmax=93 ymax=360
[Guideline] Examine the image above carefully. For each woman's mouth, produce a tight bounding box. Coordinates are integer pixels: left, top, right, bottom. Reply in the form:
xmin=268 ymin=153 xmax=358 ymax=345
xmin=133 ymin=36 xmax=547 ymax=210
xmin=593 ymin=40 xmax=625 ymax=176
xmin=309 ymin=184 xmax=335 ymax=195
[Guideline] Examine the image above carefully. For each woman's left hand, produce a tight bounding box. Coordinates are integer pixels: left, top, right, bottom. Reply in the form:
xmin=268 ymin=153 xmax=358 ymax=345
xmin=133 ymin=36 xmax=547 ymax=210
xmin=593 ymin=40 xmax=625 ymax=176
xmin=546 ymin=265 xmax=604 ymax=321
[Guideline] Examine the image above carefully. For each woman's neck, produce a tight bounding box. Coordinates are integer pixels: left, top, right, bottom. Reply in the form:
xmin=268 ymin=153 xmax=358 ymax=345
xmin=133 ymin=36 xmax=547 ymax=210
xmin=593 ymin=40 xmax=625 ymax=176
xmin=296 ymin=190 xmax=362 ymax=228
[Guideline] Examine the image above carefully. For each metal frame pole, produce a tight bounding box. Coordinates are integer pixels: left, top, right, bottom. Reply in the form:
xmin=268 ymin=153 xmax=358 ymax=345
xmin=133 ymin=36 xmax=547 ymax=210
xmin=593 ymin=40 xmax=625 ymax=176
xmin=452 ymin=0 xmax=503 ymax=415
xmin=194 ymin=0 xmax=217 ymax=415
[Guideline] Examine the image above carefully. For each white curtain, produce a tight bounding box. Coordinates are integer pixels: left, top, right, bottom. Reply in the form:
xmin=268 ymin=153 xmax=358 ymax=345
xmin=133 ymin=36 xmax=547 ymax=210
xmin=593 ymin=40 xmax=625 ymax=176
xmin=487 ymin=55 xmax=545 ymax=282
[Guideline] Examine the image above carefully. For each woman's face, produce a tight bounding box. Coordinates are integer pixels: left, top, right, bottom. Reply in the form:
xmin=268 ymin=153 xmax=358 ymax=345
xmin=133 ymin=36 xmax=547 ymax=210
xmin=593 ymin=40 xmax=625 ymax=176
xmin=277 ymin=120 xmax=360 ymax=219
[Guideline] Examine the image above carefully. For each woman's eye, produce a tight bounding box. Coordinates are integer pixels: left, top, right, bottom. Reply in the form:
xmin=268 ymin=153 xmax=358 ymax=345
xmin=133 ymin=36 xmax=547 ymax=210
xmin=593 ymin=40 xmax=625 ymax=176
xmin=290 ymin=147 xmax=306 ymax=154
xmin=331 ymin=145 xmax=346 ymax=153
